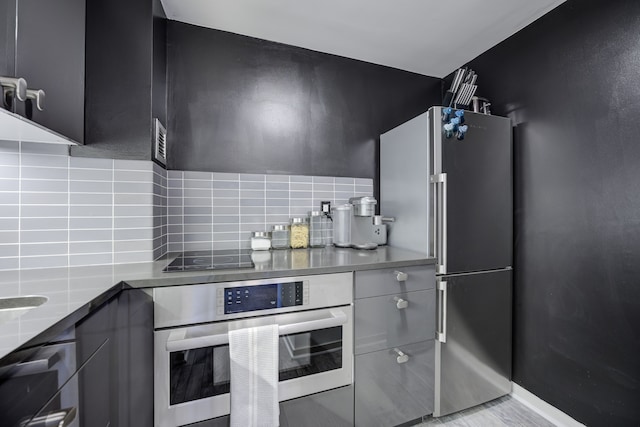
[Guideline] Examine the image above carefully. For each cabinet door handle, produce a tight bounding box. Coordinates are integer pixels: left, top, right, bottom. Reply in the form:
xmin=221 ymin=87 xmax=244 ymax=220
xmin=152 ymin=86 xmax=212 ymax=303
xmin=394 ymin=271 xmax=408 ymax=282
xmin=26 ymin=89 xmax=45 ymax=111
xmin=393 ymin=348 xmax=409 ymax=364
xmin=0 ymin=76 xmax=28 ymax=101
xmin=393 ymin=296 xmax=409 ymax=309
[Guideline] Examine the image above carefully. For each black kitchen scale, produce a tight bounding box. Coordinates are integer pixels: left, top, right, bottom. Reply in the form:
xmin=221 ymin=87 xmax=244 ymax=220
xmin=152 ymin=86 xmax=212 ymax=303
xmin=163 ymin=249 xmax=254 ymax=272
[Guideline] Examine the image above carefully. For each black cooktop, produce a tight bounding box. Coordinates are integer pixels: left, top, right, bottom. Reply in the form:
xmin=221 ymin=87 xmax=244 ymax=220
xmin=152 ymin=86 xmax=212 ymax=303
xmin=163 ymin=249 xmax=254 ymax=272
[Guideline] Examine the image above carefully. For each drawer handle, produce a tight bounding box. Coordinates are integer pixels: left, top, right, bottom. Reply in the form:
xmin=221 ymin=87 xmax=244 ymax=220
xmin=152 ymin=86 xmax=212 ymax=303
xmin=394 ymin=271 xmax=408 ymax=282
xmin=393 ymin=296 xmax=409 ymax=309
xmin=393 ymin=348 xmax=409 ymax=364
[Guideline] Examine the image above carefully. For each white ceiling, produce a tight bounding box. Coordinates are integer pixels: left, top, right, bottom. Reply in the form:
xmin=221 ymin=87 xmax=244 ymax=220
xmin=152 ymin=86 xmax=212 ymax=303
xmin=160 ymin=0 xmax=566 ymax=78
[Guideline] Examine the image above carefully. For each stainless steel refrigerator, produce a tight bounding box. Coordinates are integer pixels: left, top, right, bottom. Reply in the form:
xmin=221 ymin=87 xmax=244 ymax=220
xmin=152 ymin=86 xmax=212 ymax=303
xmin=380 ymin=106 xmax=512 ymax=417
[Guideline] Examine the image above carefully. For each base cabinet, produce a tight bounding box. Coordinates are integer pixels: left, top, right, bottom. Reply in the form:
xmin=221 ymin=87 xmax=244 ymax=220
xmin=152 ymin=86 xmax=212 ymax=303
xmin=75 ymin=288 xmax=154 ymax=427
xmin=354 ymin=265 xmax=436 ymax=427
xmin=189 ymin=385 xmax=354 ymax=427
xmin=280 ymin=385 xmax=354 ymax=427
xmin=355 ymin=341 xmax=434 ymax=427
xmin=354 ymin=289 xmax=435 ymax=355
xmin=0 ymin=288 xmax=153 ymax=427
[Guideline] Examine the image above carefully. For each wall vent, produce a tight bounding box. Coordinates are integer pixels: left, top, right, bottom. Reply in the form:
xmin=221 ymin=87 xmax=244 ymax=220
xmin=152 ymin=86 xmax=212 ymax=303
xmin=154 ymin=118 xmax=167 ymax=165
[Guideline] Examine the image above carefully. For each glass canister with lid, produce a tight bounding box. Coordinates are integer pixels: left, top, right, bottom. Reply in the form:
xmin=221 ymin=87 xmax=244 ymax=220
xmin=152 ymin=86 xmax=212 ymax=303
xmin=290 ymin=217 xmax=309 ymax=249
xmin=251 ymin=231 xmax=271 ymax=251
xmin=271 ymin=224 xmax=290 ymax=249
xmin=308 ymin=211 xmax=325 ymax=248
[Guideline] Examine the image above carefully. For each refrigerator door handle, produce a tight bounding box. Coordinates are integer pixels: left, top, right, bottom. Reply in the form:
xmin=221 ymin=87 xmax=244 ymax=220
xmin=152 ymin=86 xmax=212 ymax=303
xmin=430 ymin=173 xmax=448 ymax=274
xmin=437 ymin=279 xmax=447 ymax=343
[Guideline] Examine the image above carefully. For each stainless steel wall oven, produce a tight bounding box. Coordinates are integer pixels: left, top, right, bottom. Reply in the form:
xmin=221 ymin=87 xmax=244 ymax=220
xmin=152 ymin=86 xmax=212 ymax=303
xmin=153 ymin=273 xmax=353 ymax=427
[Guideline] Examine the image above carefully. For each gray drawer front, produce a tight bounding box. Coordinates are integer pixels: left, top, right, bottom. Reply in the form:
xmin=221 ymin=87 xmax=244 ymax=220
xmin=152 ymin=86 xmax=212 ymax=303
xmin=280 ymin=385 xmax=354 ymax=427
xmin=355 ymin=340 xmax=435 ymax=427
xmin=355 ymin=289 xmax=436 ymax=355
xmin=189 ymin=386 xmax=354 ymax=427
xmin=355 ymin=265 xmax=435 ymax=299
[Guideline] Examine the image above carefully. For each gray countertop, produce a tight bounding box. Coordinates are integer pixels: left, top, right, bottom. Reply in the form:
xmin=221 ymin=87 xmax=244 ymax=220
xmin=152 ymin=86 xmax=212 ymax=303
xmin=0 ymin=246 xmax=433 ymax=359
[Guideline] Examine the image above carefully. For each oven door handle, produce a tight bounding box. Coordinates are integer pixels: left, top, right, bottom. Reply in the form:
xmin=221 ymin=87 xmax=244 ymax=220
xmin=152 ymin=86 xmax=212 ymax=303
xmin=165 ymin=309 xmax=348 ymax=352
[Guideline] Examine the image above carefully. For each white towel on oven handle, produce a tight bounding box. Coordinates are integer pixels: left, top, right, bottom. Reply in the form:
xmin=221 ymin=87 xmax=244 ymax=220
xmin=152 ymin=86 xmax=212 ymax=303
xmin=229 ymin=324 xmax=280 ymax=427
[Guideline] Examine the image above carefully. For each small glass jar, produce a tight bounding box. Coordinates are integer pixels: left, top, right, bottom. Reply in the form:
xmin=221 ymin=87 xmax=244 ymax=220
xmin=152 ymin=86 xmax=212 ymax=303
xmin=271 ymin=224 xmax=290 ymax=249
xmin=251 ymin=231 xmax=271 ymax=251
xmin=290 ymin=217 xmax=309 ymax=249
xmin=309 ymin=211 xmax=324 ymax=248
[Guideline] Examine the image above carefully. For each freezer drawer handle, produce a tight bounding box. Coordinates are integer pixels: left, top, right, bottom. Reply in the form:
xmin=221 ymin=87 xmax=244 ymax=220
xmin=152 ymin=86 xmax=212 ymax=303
xmin=394 ymin=271 xmax=408 ymax=282
xmin=437 ymin=279 xmax=448 ymax=343
xmin=393 ymin=296 xmax=409 ymax=309
xmin=393 ymin=348 xmax=409 ymax=364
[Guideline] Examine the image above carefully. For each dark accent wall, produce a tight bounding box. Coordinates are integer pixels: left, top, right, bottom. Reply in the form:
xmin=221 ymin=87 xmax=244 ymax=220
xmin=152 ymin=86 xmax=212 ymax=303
xmin=167 ymin=21 xmax=441 ymax=181
xmin=460 ymin=1 xmax=640 ymax=425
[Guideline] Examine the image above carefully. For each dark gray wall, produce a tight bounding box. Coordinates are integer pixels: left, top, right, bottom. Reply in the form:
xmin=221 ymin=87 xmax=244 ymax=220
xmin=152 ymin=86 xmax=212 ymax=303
xmin=461 ymin=1 xmax=640 ymax=425
xmin=167 ymin=21 xmax=442 ymax=179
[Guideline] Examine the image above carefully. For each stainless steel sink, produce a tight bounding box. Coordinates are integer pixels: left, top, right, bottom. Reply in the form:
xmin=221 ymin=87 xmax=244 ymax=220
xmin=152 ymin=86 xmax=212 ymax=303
xmin=0 ymin=295 xmax=48 ymax=325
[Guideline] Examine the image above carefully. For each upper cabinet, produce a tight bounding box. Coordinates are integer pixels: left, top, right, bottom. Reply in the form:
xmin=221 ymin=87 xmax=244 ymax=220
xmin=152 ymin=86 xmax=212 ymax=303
xmin=0 ymin=0 xmax=85 ymax=144
xmin=71 ymin=0 xmax=167 ymax=163
xmin=0 ymin=0 xmax=167 ymax=157
xmin=0 ymin=0 xmax=16 ymax=78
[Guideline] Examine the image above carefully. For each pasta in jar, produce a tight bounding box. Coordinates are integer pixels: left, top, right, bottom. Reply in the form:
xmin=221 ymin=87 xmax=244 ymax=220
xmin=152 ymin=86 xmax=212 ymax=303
xmin=289 ymin=217 xmax=309 ymax=249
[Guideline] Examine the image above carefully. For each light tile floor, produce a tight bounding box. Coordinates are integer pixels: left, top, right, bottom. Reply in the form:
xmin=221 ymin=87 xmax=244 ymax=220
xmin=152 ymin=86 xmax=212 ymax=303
xmin=417 ymin=396 xmax=557 ymax=427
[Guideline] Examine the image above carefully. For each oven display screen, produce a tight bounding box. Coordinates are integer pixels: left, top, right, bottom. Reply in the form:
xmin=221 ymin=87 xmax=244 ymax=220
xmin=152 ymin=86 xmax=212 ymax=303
xmin=224 ymin=281 xmax=303 ymax=314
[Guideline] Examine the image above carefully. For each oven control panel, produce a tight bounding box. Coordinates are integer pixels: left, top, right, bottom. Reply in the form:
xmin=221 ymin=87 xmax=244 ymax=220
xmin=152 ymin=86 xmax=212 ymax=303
xmin=216 ymin=281 xmax=309 ymax=315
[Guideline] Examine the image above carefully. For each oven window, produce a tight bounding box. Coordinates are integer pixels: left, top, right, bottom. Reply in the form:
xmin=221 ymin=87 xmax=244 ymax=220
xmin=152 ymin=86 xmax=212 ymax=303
xmin=169 ymin=345 xmax=230 ymax=405
xmin=278 ymin=326 xmax=342 ymax=382
xmin=169 ymin=326 xmax=343 ymax=405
